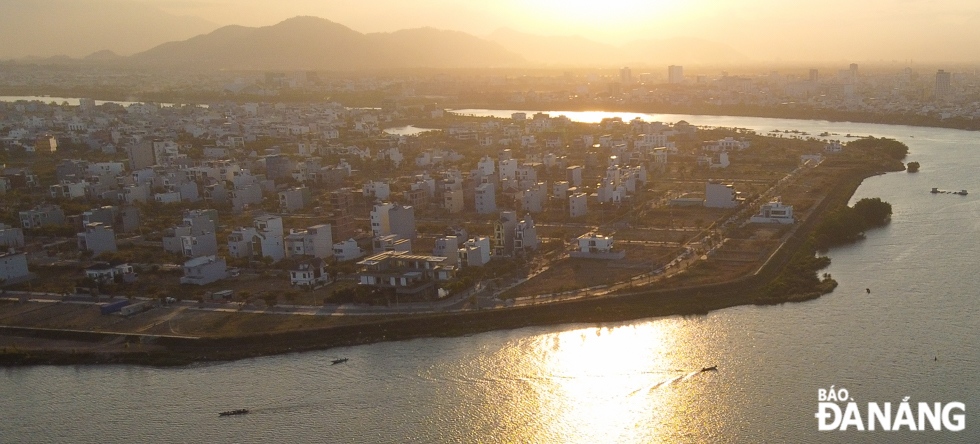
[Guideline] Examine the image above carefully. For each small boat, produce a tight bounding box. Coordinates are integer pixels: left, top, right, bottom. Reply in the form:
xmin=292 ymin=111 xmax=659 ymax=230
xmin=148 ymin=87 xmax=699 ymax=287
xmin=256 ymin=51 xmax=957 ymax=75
xmin=931 ymin=188 xmax=940 ymax=194
xmin=701 ymin=365 xmax=718 ymax=372
xmin=956 ymin=190 xmax=968 ymax=196
xmin=219 ymin=409 xmax=249 ymax=416
xmin=331 ymin=358 xmax=349 ymax=365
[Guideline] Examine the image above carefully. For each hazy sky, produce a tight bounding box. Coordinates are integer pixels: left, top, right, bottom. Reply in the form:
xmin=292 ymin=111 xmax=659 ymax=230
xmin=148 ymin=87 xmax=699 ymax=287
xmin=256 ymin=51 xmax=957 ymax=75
xmin=135 ymin=0 xmax=980 ymax=62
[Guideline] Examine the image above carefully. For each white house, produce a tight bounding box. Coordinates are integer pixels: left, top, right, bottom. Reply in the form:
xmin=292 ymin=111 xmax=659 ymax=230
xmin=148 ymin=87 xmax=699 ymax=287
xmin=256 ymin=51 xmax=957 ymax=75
xmin=180 ymin=255 xmax=228 ymax=285
xmin=333 ymin=239 xmax=365 ymax=262
xmin=749 ymin=198 xmax=795 ymax=224
xmin=84 ymin=262 xmax=136 ymax=283
xmin=458 ymin=237 xmax=491 ymax=267
xmin=289 ymin=258 xmax=331 ymax=287
xmin=570 ymin=233 xmax=626 ymax=259
xmin=227 ymin=215 xmax=284 ymax=262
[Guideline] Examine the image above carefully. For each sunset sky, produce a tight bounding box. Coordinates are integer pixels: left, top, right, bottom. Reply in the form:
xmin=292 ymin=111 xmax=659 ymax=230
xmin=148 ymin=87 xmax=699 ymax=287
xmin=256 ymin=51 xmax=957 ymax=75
xmin=139 ymin=0 xmax=980 ymax=62
xmin=3 ymin=0 xmax=979 ymax=61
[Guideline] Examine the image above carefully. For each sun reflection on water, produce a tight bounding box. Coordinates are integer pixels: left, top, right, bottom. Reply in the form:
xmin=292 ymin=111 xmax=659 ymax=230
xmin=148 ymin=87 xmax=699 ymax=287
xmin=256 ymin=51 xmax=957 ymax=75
xmin=486 ymin=320 xmax=721 ymax=443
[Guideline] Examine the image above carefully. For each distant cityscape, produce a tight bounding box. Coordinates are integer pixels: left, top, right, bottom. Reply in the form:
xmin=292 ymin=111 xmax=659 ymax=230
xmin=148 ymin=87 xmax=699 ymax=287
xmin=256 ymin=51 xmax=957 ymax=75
xmin=2 ymin=61 xmax=978 ymax=126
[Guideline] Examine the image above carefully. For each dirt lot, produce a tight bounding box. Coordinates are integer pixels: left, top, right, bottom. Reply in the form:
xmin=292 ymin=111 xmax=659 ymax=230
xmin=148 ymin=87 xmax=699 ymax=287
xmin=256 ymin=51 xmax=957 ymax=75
xmin=0 ymin=300 xmax=381 ymax=339
xmin=502 ymin=243 xmax=682 ymax=298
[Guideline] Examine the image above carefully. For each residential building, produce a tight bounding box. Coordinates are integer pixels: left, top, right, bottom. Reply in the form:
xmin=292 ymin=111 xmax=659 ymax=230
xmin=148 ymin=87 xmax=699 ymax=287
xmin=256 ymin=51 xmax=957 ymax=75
xmin=493 ymin=211 xmax=517 ymax=257
xmin=20 ymin=205 xmax=65 ymax=229
xmin=519 ymin=183 xmax=547 ymax=213
xmin=570 ymin=233 xmax=626 ymax=259
xmin=477 ymin=155 xmax=495 ymax=175
xmin=81 ymin=205 xmax=140 ymax=233
xmin=77 ymin=222 xmax=117 ymax=255
xmin=458 ymin=237 xmax=491 ymax=267
xmin=373 ymin=234 xmax=412 ymax=254
xmin=332 ymin=239 xmax=365 ymax=262
xmin=180 ymin=255 xmax=228 ymax=285
xmin=514 ymin=214 xmax=539 ymax=253
xmin=433 ymin=236 xmax=460 ymax=265
xmin=264 ymin=154 xmax=293 ymax=180
xmin=278 ymin=186 xmax=311 ymax=213
xmin=289 ymin=258 xmax=331 ymax=287
xmin=475 ymin=182 xmax=497 ymax=214
xmin=499 ymin=158 xmax=518 ymax=181
xmin=356 ymin=251 xmax=455 ymax=300
xmin=285 ymin=224 xmax=333 ymax=259
xmin=749 ymin=198 xmax=795 ymax=224
xmin=0 ymin=251 xmax=29 ymax=283
xmin=362 ymin=181 xmax=391 ymax=200
xmin=0 ymin=224 xmax=25 ymax=248
xmin=328 ymin=189 xmax=356 ymax=241
xmin=227 ymin=215 xmax=284 ymax=262
xmin=163 ymin=210 xmax=219 ymax=258
xmin=569 ymin=192 xmax=588 ymax=218
xmin=84 ymin=263 xmax=136 ymax=283
xmin=34 ymin=134 xmax=58 ymax=152
xmin=443 ymin=188 xmax=464 ymax=213
xmin=566 ymin=165 xmax=583 ymax=187
xmin=127 ymin=141 xmax=155 ymax=170
xmin=705 ymin=182 xmax=740 ymax=208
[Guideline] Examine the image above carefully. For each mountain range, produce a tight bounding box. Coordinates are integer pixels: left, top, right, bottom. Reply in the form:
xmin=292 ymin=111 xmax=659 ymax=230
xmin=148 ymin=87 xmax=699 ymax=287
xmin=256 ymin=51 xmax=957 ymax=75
xmin=4 ymin=12 xmax=749 ymax=69
xmin=129 ymin=17 xmax=524 ymax=70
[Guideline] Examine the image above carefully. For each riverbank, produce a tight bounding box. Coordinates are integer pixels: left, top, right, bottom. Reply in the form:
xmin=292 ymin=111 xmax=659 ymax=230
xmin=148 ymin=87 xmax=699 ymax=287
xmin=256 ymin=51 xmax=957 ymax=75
xmin=0 ymin=156 xmax=896 ymax=367
xmin=452 ymin=102 xmax=980 ymax=133
xmin=3 ymin=88 xmax=977 ymax=133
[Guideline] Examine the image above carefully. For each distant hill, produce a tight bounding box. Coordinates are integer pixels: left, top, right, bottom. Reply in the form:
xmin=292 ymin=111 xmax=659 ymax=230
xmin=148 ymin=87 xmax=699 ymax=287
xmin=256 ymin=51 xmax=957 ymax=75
xmin=0 ymin=0 xmax=218 ymax=59
xmin=83 ymin=50 xmax=123 ymax=62
xmin=130 ymin=17 xmax=525 ymax=70
xmin=487 ymin=28 xmax=749 ymax=66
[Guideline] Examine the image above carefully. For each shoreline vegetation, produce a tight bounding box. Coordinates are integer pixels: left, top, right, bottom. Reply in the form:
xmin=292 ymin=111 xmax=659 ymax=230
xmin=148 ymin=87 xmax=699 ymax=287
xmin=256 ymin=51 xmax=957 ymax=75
xmin=0 ymin=133 xmax=905 ymax=368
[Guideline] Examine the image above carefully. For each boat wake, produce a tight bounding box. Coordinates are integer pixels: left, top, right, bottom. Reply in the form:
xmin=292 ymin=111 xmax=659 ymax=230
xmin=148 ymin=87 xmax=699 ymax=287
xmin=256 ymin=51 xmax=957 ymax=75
xmin=628 ymin=371 xmax=703 ymax=396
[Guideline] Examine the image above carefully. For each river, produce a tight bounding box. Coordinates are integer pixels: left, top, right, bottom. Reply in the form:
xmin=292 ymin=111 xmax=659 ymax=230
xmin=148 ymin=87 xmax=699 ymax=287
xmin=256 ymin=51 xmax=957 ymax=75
xmin=2 ymin=112 xmax=978 ymax=443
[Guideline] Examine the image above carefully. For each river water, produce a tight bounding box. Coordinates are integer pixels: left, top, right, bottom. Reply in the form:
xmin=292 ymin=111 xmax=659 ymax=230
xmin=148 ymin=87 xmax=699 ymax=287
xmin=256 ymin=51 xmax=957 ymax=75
xmin=2 ymin=112 xmax=979 ymax=443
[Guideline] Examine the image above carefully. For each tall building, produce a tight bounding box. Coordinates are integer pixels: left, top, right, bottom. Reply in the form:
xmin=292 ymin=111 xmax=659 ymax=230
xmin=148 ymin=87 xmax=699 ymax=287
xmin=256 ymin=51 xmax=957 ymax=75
xmin=328 ymin=189 xmax=356 ymax=241
xmin=668 ymin=65 xmax=684 ymax=84
xmin=127 ymin=141 xmax=155 ymax=170
xmin=620 ymin=67 xmax=632 ymax=85
xmin=264 ymin=154 xmax=292 ymax=180
xmin=809 ymin=69 xmax=819 ymax=82
xmin=935 ymin=69 xmax=952 ymax=100
xmin=849 ymin=63 xmax=859 ymax=80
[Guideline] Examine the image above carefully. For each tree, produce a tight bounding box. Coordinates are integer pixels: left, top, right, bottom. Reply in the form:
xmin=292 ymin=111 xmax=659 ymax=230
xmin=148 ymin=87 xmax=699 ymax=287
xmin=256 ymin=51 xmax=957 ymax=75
xmin=853 ymin=197 xmax=892 ymax=227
